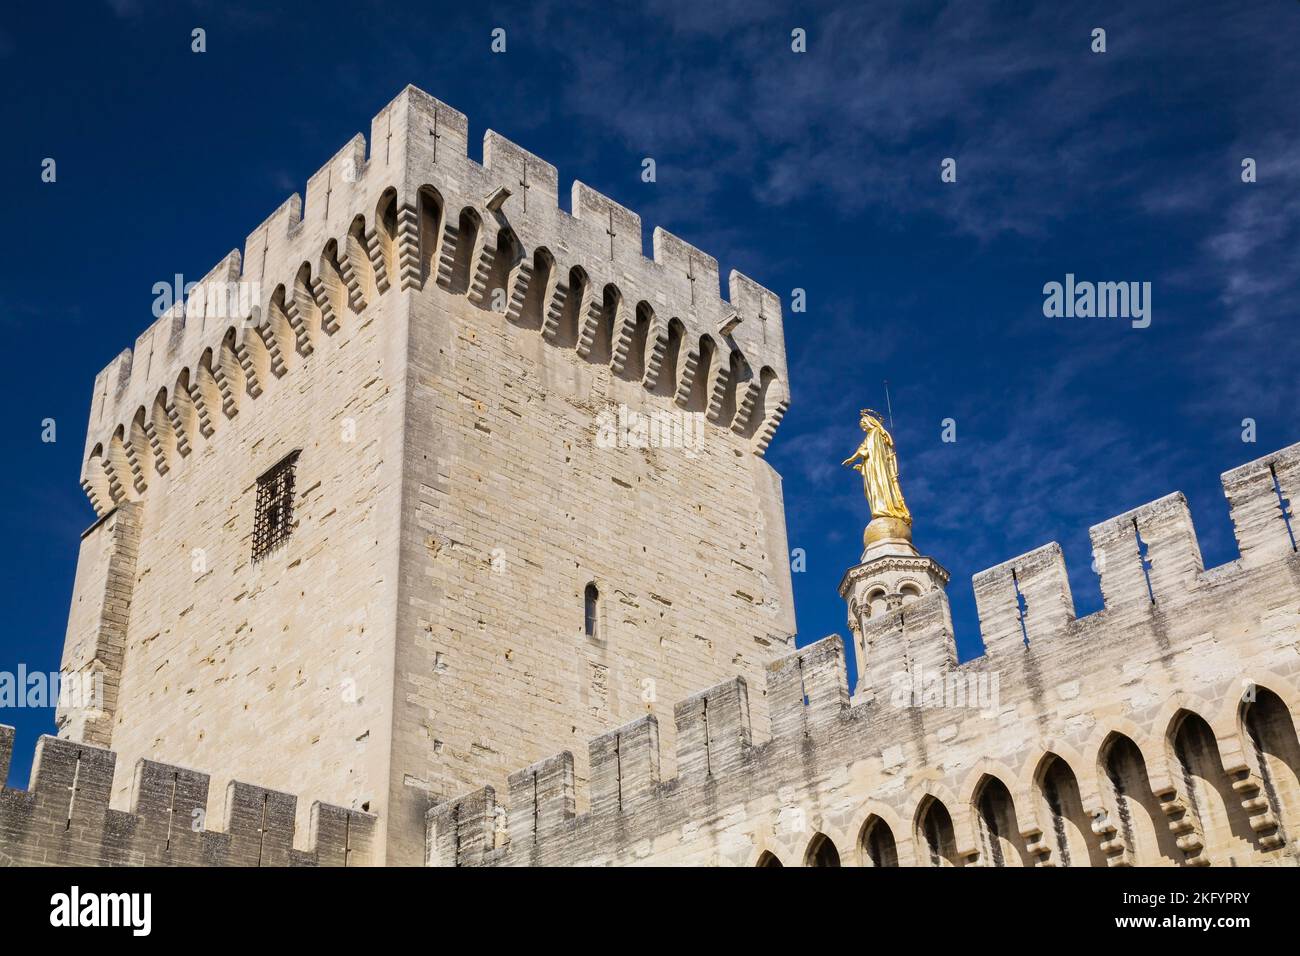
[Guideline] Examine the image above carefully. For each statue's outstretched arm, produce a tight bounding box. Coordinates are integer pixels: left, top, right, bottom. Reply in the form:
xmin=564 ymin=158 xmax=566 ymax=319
xmin=842 ymin=442 xmax=868 ymax=466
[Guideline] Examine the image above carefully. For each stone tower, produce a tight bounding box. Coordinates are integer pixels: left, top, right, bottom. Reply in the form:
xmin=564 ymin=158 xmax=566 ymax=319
xmin=57 ymin=86 xmax=795 ymax=864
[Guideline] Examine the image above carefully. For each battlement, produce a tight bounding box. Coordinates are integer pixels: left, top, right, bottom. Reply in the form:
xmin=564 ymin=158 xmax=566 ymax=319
xmin=14 ymin=441 xmax=1300 ymax=867
xmin=79 ymin=85 xmax=790 ymax=517
xmin=971 ymin=439 xmax=1297 ymax=644
xmin=428 ymin=441 xmax=1300 ymax=867
xmin=849 ymin=439 xmax=1299 ymax=683
xmin=0 ymin=728 xmax=375 ymax=866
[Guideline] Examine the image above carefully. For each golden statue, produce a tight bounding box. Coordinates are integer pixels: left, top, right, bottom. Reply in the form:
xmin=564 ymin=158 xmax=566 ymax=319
xmin=842 ymin=409 xmax=911 ymax=525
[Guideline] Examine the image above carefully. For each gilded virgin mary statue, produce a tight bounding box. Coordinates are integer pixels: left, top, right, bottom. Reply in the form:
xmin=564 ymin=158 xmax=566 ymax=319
xmin=842 ymin=409 xmax=911 ymax=525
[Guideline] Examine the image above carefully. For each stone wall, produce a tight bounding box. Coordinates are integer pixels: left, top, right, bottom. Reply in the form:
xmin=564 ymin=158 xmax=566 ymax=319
xmin=376 ymin=86 xmax=796 ymax=863
xmin=431 ymin=442 xmax=1300 ymax=867
xmin=390 ymin=282 xmax=793 ymax=861
xmin=68 ymin=267 xmax=406 ymax=846
xmin=57 ymin=502 xmax=142 ymax=746
xmin=0 ymin=727 xmax=375 ymax=866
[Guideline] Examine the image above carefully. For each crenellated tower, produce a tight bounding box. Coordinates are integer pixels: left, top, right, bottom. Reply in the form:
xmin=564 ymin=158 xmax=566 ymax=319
xmin=21 ymin=90 xmax=1300 ymax=867
xmin=55 ymin=85 xmax=796 ymax=864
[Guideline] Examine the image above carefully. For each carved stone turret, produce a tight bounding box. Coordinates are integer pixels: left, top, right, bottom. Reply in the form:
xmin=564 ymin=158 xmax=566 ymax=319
xmin=837 ymin=515 xmax=950 ymax=687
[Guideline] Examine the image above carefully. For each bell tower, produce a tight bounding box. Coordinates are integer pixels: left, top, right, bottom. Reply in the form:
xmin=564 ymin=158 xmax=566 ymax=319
xmin=837 ymin=410 xmax=948 ymax=693
xmin=839 ymin=517 xmax=949 ymax=634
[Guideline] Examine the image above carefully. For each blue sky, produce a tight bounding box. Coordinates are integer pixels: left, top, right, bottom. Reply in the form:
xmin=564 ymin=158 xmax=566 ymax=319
xmin=1 ymin=0 xmax=1297 ymax=787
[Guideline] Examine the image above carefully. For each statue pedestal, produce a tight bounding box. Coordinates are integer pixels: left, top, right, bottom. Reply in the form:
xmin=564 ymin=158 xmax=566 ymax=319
xmin=839 ymin=516 xmax=950 ymax=643
xmin=861 ymin=516 xmax=915 ymax=562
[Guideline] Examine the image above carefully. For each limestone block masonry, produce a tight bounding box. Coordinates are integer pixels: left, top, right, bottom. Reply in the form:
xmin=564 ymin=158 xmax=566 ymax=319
xmin=7 ymin=83 xmax=1298 ymax=870
xmin=431 ymin=442 xmax=1300 ymax=867
xmin=30 ymin=85 xmax=796 ymax=866
xmin=0 ymin=728 xmax=376 ymax=866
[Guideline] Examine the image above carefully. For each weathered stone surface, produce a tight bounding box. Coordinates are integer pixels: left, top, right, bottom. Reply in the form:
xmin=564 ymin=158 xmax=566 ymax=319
xmin=432 ymin=442 xmax=1300 ymax=867
xmin=0 ymin=735 xmax=376 ymax=866
xmin=47 ymin=85 xmax=796 ymax=866
xmin=17 ymin=83 xmax=1299 ymax=870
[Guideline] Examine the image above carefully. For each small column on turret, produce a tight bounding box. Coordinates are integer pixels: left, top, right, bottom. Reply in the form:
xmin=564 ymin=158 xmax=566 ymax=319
xmin=837 ymin=409 xmax=949 ymax=692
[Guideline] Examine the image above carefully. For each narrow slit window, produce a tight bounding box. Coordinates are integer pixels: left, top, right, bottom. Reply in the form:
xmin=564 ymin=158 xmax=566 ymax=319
xmin=252 ymin=451 xmax=300 ymax=561
xmin=584 ymin=583 xmax=600 ymax=639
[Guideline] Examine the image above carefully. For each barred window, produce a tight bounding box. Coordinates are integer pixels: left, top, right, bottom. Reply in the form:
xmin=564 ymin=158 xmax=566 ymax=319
xmin=252 ymin=451 xmax=300 ymax=561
